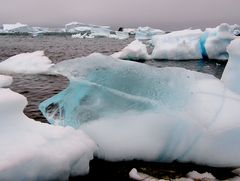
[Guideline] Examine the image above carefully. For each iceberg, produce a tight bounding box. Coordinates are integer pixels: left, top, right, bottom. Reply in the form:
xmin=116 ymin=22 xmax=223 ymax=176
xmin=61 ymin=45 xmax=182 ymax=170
xmin=0 ymin=75 xmax=96 ymax=180
xmin=112 ymin=40 xmax=150 ymax=60
xmin=65 ymin=22 xmax=110 ymax=32
xmin=0 ymin=51 xmax=54 ymax=74
xmin=65 ymin=22 xmax=112 ymax=35
xmin=2 ymin=23 xmax=33 ymax=33
xmin=135 ymin=26 xmax=165 ymax=40
xmin=151 ymin=23 xmax=238 ymax=60
xmin=40 ymin=52 xmax=240 ymax=167
xmin=151 ymin=29 xmax=203 ymax=60
xmin=203 ymin=23 xmax=239 ymax=60
xmin=221 ymin=38 xmax=240 ymax=94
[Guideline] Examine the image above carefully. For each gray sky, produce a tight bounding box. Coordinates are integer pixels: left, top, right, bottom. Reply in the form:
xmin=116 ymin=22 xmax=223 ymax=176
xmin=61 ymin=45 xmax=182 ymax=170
xmin=0 ymin=0 xmax=239 ymax=31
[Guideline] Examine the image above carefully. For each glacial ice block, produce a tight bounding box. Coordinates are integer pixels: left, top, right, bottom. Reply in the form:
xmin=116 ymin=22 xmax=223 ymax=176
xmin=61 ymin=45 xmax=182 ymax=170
xmin=151 ymin=29 xmax=203 ymax=60
xmin=112 ymin=40 xmax=150 ymax=60
xmin=40 ymin=53 xmax=240 ymax=166
xmin=204 ymin=23 xmax=238 ymax=60
xmin=0 ymin=75 xmax=96 ymax=180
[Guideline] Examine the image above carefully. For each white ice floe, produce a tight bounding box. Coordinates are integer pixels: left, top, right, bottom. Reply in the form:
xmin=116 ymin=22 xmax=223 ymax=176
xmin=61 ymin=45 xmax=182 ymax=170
xmin=187 ymin=171 xmax=216 ymax=180
xmin=0 ymin=51 xmax=54 ymax=74
xmin=40 ymin=52 xmax=240 ymax=167
xmin=221 ymin=38 xmax=240 ymax=94
xmin=0 ymin=75 xmax=96 ymax=180
xmin=0 ymin=75 xmax=12 ymax=87
xmin=135 ymin=26 xmax=165 ymax=40
xmin=112 ymin=40 xmax=150 ymax=60
xmin=203 ymin=23 xmax=239 ymax=60
xmin=151 ymin=29 xmax=203 ymax=60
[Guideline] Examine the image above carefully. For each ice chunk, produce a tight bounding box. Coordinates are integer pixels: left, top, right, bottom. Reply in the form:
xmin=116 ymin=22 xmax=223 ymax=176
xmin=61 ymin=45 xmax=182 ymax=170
xmin=109 ymin=31 xmax=129 ymax=40
xmin=0 ymin=76 xmax=96 ymax=180
xmin=0 ymin=75 xmax=12 ymax=87
xmin=203 ymin=23 xmax=238 ymax=60
xmin=221 ymin=38 xmax=240 ymax=94
xmin=187 ymin=171 xmax=216 ymax=180
xmin=123 ymin=28 xmax=136 ymax=35
xmin=135 ymin=26 xmax=165 ymax=40
xmin=0 ymin=51 xmax=54 ymax=74
xmin=112 ymin=40 xmax=150 ymax=60
xmin=129 ymin=168 xmax=160 ymax=181
xmin=40 ymin=53 xmax=240 ymax=167
xmin=151 ymin=29 xmax=203 ymax=60
xmin=72 ymin=32 xmax=94 ymax=39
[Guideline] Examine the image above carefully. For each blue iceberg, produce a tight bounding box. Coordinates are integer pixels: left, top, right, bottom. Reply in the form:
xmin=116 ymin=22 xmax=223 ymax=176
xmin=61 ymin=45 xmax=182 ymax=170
xmin=40 ymin=53 xmax=240 ymax=167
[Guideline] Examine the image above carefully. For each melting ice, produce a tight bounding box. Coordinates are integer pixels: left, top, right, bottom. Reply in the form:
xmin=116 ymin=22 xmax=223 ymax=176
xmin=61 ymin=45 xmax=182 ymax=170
xmin=40 ymin=39 xmax=240 ymax=166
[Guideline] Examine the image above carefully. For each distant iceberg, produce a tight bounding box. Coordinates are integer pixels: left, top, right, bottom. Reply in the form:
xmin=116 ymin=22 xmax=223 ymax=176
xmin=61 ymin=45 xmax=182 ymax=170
xmin=40 ymin=51 xmax=240 ymax=167
xmin=0 ymin=51 xmax=54 ymax=74
xmin=2 ymin=23 xmax=33 ymax=33
xmin=135 ymin=26 xmax=165 ymax=40
xmin=68 ymin=22 xmax=129 ymax=39
xmin=1 ymin=23 xmax=65 ymax=35
xmin=65 ymin=21 xmax=111 ymax=33
xmin=0 ymin=75 xmax=96 ymax=180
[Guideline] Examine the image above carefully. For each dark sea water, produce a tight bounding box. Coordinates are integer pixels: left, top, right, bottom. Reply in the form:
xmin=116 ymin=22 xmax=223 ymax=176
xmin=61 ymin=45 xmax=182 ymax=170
xmin=0 ymin=35 xmax=232 ymax=180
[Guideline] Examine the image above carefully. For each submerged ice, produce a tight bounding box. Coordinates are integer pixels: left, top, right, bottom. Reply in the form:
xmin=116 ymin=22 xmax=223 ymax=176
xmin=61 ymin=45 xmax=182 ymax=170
xmin=40 ymin=49 xmax=240 ymax=167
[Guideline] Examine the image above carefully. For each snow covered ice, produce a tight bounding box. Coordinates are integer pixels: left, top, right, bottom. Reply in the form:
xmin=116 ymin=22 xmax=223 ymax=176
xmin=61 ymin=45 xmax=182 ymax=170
xmin=151 ymin=29 xmax=203 ymax=60
xmin=135 ymin=26 xmax=165 ymax=40
xmin=203 ymin=23 xmax=239 ymax=60
xmin=151 ymin=23 xmax=239 ymax=60
xmin=112 ymin=40 xmax=150 ymax=60
xmin=0 ymin=75 xmax=96 ymax=180
xmin=0 ymin=51 xmax=54 ymax=74
xmin=40 ymin=52 xmax=240 ymax=167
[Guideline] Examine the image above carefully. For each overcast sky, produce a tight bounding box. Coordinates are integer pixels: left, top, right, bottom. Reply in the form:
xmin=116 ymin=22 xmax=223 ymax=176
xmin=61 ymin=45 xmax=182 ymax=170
xmin=0 ymin=0 xmax=239 ymax=31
